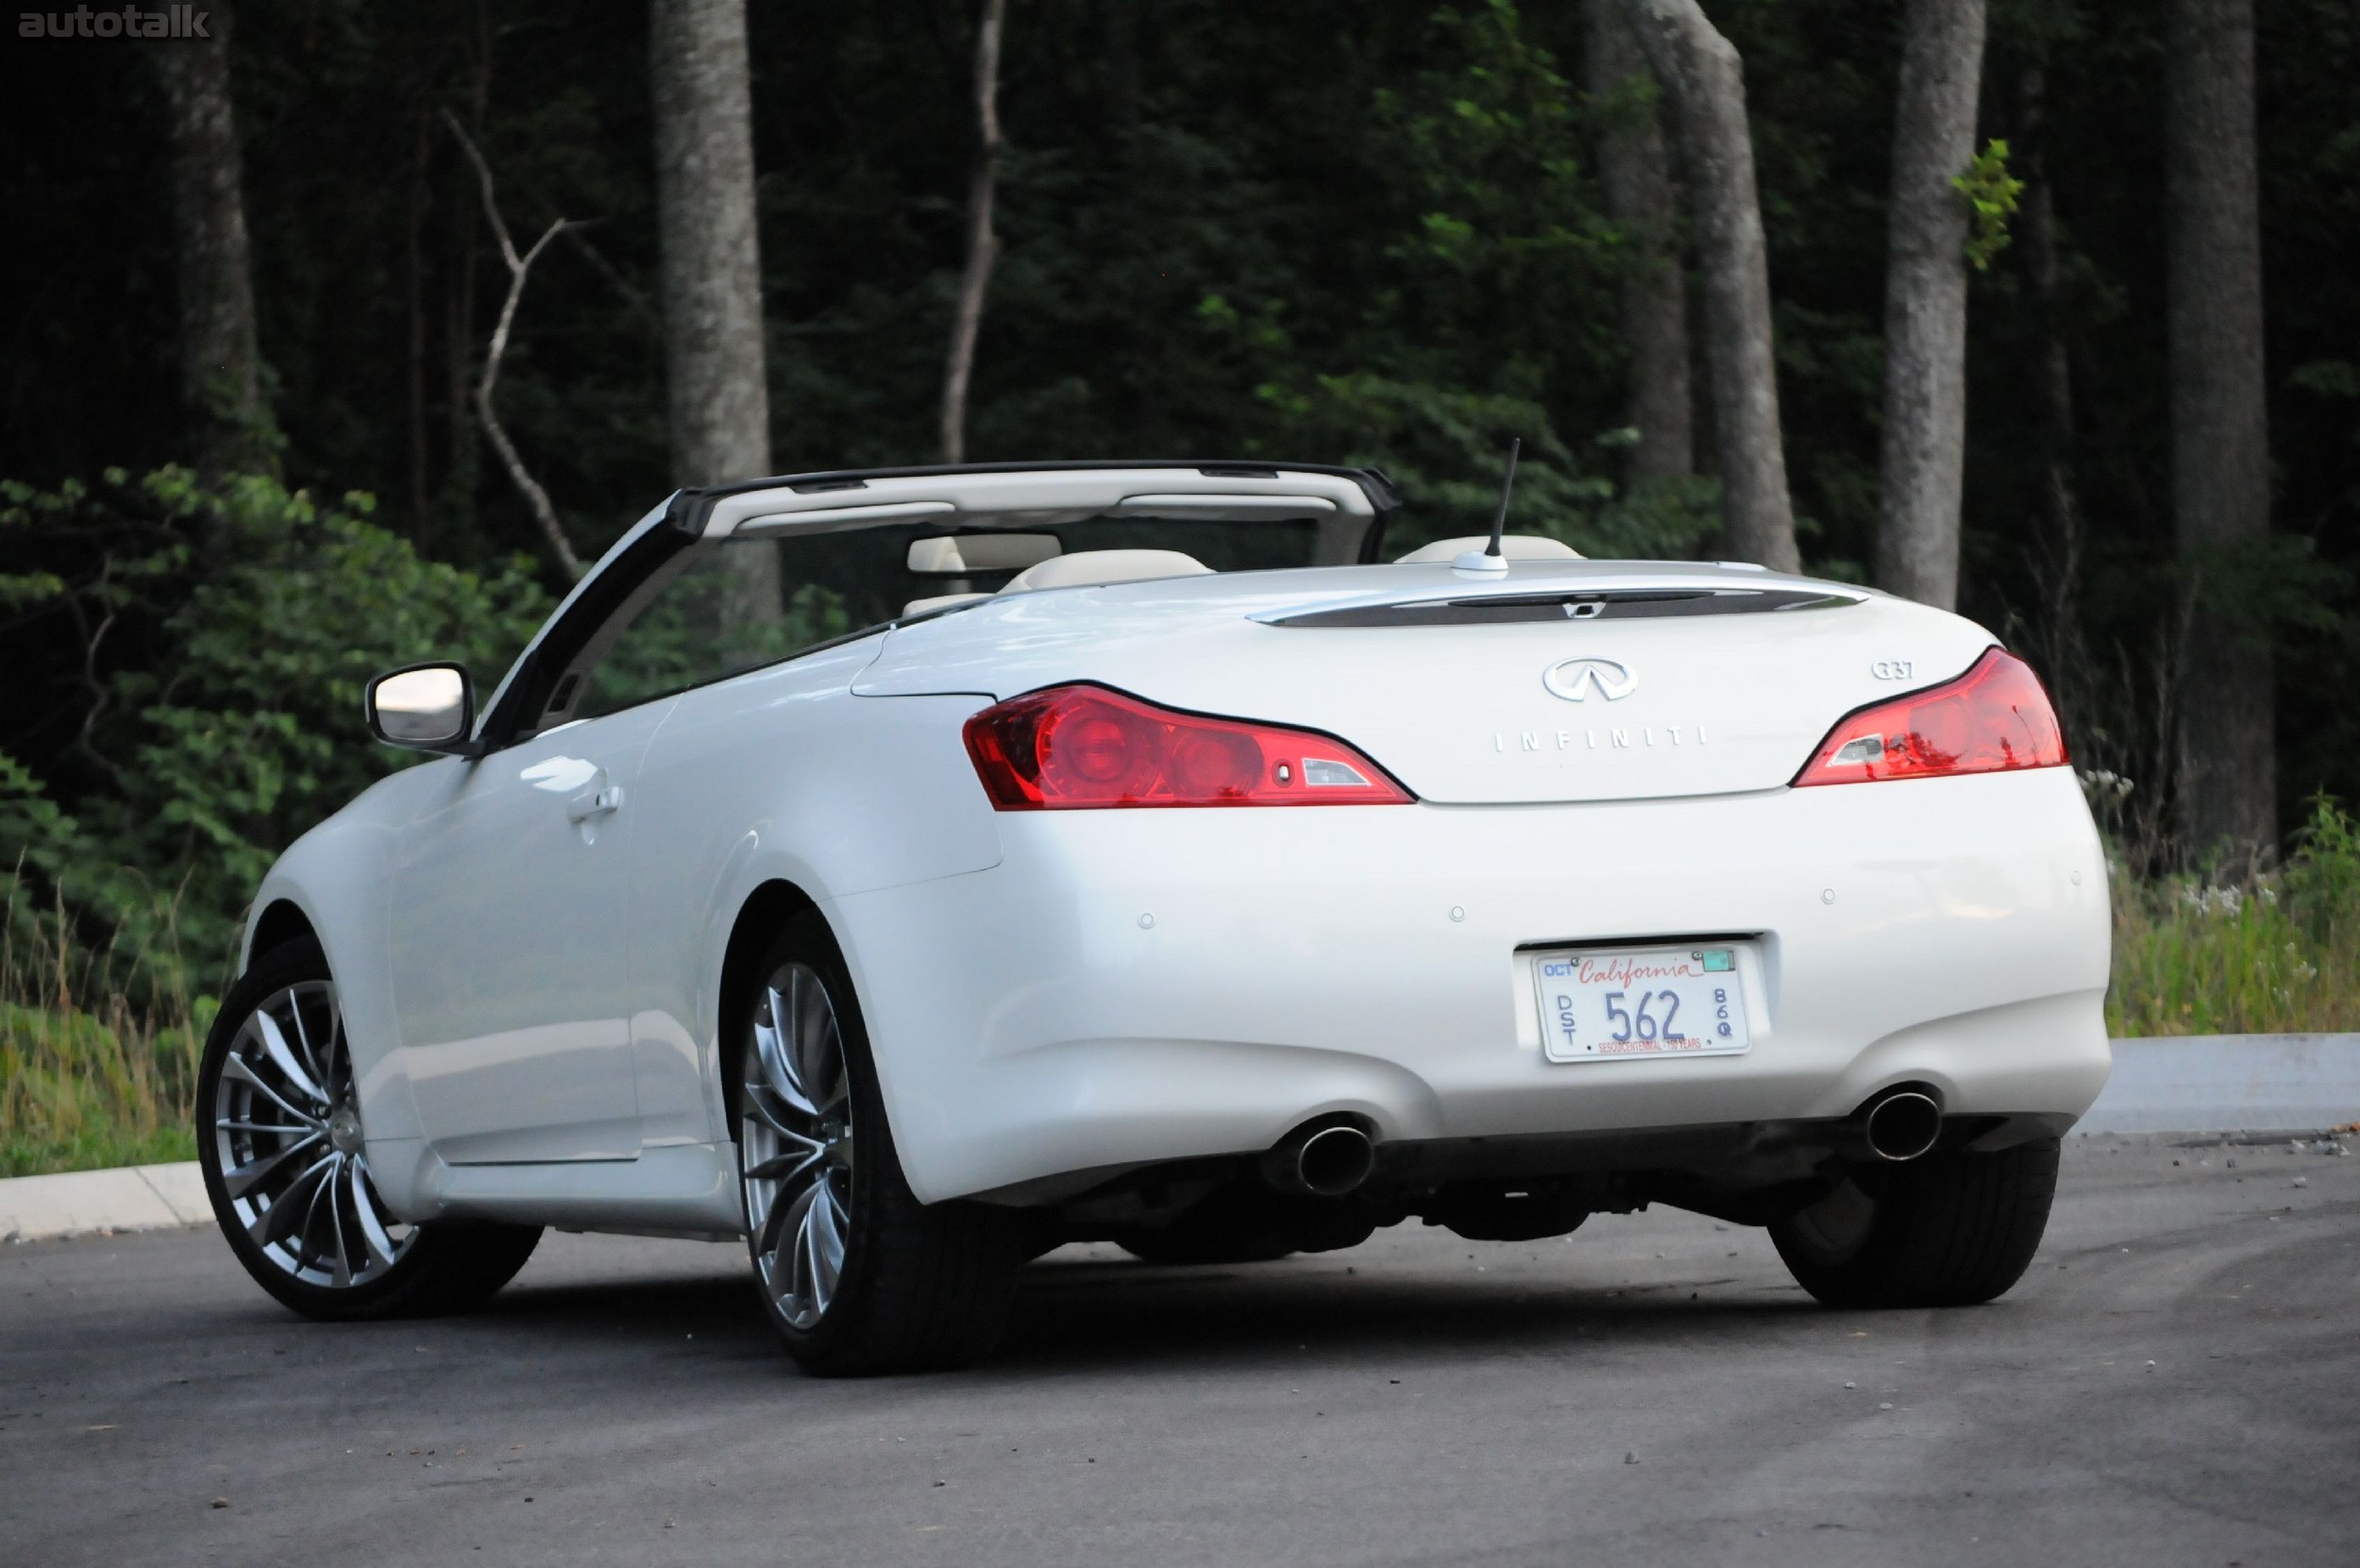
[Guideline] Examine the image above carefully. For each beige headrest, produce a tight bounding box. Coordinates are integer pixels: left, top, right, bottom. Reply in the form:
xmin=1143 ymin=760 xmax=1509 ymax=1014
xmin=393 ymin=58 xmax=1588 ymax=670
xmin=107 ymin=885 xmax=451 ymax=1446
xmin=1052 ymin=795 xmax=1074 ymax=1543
xmin=998 ymin=548 xmax=1214 ymax=594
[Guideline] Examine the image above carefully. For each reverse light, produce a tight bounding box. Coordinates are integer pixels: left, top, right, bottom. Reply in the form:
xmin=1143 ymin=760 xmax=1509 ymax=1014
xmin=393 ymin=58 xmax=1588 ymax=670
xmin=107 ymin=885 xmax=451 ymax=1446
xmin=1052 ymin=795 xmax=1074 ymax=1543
xmin=1794 ymin=648 xmax=2067 ymax=786
xmin=963 ymin=684 xmax=1414 ymax=809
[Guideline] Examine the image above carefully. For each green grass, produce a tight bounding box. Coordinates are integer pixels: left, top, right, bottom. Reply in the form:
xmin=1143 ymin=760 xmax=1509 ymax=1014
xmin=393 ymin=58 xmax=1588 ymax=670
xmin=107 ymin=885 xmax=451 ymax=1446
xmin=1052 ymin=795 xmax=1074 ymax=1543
xmin=3 ymin=801 xmax=2355 ymax=1179
xmin=1 ymin=878 xmax=206 ymax=1178
xmin=0 ymin=1002 xmax=202 ymax=1178
xmin=2107 ymin=798 xmax=2360 ymax=1037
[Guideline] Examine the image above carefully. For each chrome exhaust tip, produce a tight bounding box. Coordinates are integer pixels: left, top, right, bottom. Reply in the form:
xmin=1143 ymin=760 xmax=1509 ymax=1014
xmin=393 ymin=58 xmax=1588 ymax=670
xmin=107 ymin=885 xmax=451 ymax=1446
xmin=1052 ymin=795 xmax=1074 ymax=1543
xmin=1263 ymin=1121 xmax=1376 ymax=1198
xmin=1862 ymin=1089 xmax=1943 ymax=1162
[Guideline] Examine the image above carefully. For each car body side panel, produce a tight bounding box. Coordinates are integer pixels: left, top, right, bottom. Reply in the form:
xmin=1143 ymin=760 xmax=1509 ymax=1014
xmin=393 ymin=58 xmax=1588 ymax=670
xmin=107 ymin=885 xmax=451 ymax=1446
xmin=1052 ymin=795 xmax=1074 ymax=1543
xmin=620 ymin=642 xmax=1003 ymax=1152
xmin=238 ymin=761 xmax=460 ymax=1158
xmin=828 ymin=767 xmax=2111 ymax=1204
xmin=383 ymin=699 xmax=682 ymax=1166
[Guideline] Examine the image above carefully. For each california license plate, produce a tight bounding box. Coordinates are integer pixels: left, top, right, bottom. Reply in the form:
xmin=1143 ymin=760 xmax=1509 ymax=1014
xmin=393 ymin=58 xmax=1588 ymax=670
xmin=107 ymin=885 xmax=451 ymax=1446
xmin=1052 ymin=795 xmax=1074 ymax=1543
xmin=1533 ymin=946 xmax=1751 ymax=1063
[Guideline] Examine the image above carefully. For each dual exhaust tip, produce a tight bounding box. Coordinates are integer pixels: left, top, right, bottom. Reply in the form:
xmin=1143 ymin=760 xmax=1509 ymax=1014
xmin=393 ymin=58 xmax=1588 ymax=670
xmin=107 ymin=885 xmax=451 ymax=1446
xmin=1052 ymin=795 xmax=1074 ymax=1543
xmin=1861 ymin=1088 xmax=1943 ymax=1162
xmin=1263 ymin=1120 xmax=1376 ymax=1198
xmin=1259 ymin=1092 xmax=1940 ymax=1194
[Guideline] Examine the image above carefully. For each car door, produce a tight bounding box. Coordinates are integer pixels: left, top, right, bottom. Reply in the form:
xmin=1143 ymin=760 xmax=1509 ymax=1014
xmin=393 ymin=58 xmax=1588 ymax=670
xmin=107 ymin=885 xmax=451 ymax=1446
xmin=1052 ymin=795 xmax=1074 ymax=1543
xmin=386 ymin=698 xmax=676 ymax=1164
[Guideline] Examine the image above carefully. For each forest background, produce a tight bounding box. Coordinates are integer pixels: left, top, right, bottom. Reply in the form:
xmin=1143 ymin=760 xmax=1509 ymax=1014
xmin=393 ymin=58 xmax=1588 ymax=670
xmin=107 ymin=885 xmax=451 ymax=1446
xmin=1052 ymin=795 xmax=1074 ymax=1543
xmin=0 ymin=1 xmax=2355 ymax=1172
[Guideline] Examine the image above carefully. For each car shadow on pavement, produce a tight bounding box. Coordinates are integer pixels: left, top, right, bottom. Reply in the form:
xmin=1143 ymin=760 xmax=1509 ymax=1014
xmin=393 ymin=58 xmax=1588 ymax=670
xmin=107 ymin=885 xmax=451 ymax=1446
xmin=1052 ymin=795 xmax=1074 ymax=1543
xmin=466 ymin=1272 xmax=778 ymax=1359
xmin=995 ymin=1256 xmax=1817 ymax=1372
xmin=455 ymin=1250 xmax=1817 ymax=1375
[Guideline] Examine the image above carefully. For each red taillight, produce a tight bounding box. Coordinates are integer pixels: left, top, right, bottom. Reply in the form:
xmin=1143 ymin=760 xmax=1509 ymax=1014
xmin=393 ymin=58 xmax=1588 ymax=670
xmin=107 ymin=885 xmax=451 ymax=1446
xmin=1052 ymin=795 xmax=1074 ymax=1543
xmin=963 ymin=684 xmax=1414 ymax=810
xmin=1794 ymin=648 xmax=2068 ymax=787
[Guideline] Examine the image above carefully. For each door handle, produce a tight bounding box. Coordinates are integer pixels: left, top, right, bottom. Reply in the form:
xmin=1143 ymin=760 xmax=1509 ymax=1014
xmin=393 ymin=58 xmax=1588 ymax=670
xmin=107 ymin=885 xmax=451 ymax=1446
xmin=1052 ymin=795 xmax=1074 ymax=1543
xmin=566 ymin=784 xmax=625 ymax=823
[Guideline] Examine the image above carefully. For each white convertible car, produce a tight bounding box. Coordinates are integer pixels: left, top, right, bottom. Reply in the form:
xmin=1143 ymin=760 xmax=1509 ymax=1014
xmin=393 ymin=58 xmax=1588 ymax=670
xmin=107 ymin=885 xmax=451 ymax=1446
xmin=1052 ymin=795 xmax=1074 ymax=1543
xmin=199 ymin=462 xmax=2111 ymax=1374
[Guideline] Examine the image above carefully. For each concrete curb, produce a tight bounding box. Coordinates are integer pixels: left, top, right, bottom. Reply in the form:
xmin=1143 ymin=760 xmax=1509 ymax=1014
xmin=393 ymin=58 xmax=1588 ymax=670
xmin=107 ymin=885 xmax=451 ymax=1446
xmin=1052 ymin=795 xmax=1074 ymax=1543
xmin=2 ymin=1161 xmax=209 ymax=1243
xmin=2080 ymin=1033 xmax=2360 ymax=1136
xmin=4 ymin=1033 xmax=2355 ymax=1241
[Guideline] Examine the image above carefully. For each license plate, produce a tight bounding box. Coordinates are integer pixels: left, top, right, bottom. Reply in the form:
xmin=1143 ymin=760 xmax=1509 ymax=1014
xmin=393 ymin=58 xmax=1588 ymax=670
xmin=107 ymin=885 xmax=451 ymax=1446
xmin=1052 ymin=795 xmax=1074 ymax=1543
xmin=1532 ymin=946 xmax=1751 ymax=1063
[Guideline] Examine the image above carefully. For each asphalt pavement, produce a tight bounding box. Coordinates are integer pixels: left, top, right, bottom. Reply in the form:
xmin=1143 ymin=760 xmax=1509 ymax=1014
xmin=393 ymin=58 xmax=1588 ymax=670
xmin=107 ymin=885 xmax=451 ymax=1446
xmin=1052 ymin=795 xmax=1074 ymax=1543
xmin=5 ymin=1134 xmax=2355 ymax=1566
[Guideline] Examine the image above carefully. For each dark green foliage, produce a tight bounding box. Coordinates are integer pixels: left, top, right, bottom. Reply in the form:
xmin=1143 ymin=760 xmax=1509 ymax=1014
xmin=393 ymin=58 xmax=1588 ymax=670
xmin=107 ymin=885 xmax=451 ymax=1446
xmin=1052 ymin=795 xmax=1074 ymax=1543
xmin=0 ymin=469 xmax=550 ymax=982
xmin=0 ymin=0 xmax=2354 ymax=932
xmin=580 ymin=565 xmax=850 ymax=718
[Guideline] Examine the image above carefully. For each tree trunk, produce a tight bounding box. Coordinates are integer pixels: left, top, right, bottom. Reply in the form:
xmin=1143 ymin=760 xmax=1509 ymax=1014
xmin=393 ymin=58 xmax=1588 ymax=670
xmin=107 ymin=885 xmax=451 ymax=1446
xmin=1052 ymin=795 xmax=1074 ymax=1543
xmin=1585 ymin=0 xmax=1693 ymax=483
xmin=941 ymin=0 xmax=1008 ymax=466
xmin=1105 ymin=0 xmax=1140 ymax=137
xmin=1872 ymin=0 xmax=1987 ymax=612
xmin=650 ymin=0 xmax=779 ymax=623
xmin=153 ymin=2 xmax=274 ymax=480
xmin=406 ymin=107 xmax=432 ymax=548
xmin=2016 ymin=68 xmax=2082 ymax=638
xmin=442 ymin=7 xmax=492 ymax=535
xmin=2166 ymin=0 xmax=2275 ymax=860
xmin=1616 ymin=0 xmax=1797 ymax=572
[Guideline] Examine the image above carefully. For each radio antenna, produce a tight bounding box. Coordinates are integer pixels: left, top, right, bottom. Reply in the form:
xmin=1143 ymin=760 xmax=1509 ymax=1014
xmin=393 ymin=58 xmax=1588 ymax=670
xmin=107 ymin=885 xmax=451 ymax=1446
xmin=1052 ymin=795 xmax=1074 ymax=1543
xmin=1454 ymin=437 xmax=1520 ymax=573
xmin=1487 ymin=437 xmax=1521 ymax=557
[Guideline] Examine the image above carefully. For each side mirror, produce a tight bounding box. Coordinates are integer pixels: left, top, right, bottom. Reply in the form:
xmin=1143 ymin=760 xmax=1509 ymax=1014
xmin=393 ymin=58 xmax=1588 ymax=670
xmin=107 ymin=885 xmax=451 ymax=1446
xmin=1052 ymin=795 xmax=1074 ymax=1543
xmin=366 ymin=662 xmax=476 ymax=753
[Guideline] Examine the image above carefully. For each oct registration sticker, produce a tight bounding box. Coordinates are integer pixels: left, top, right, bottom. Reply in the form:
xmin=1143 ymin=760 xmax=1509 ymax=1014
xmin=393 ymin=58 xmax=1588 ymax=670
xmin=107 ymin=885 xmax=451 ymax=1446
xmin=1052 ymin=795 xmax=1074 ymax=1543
xmin=1533 ymin=947 xmax=1751 ymax=1063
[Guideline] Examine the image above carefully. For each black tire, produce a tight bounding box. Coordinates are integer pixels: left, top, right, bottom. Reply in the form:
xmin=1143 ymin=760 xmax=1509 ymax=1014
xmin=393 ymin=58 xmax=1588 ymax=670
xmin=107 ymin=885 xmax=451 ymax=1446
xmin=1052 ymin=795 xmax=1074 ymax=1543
xmin=733 ymin=914 xmax=1024 ymax=1375
xmin=1769 ymin=1137 xmax=2061 ymax=1308
xmin=198 ymin=936 xmax=543 ymax=1322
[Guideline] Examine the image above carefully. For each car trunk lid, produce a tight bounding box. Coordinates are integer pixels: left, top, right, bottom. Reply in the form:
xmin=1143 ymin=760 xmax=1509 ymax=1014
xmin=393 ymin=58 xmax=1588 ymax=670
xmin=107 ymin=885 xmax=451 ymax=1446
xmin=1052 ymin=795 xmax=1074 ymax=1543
xmin=854 ymin=565 xmax=1999 ymax=805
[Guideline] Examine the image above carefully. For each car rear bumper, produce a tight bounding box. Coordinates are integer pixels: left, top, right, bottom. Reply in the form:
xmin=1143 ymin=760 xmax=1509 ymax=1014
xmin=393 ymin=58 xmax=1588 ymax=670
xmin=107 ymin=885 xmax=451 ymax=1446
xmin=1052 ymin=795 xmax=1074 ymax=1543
xmin=829 ymin=767 xmax=2112 ymax=1204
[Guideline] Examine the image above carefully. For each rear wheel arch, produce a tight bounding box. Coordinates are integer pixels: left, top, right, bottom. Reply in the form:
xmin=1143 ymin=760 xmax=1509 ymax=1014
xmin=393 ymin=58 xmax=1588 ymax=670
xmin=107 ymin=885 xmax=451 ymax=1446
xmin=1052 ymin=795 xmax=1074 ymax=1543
xmin=717 ymin=880 xmax=826 ymax=1118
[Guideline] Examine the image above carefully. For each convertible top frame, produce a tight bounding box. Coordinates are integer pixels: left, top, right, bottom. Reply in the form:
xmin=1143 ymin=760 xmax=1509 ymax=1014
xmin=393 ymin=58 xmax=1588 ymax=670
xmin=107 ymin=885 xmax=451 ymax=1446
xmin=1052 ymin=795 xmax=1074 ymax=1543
xmin=473 ymin=461 xmax=1400 ymax=752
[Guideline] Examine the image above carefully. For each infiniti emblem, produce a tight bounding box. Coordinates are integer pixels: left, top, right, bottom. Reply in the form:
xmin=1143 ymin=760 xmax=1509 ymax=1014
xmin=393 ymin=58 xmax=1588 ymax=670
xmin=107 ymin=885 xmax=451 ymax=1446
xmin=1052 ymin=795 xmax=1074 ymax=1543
xmin=1542 ymin=656 xmax=1638 ymax=702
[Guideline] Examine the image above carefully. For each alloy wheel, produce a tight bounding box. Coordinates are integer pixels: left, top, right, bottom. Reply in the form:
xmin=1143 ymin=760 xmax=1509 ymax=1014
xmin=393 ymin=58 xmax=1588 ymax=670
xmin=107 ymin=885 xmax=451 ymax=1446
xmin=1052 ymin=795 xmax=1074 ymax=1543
xmin=740 ymin=962 xmax=855 ymax=1331
xmin=211 ymin=980 xmax=414 ymax=1289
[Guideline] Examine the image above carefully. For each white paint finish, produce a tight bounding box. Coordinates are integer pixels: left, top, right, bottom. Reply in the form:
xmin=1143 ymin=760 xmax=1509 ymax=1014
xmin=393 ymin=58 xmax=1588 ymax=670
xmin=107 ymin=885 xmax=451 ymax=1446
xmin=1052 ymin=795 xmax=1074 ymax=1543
xmin=627 ymin=1008 xmax=708 ymax=1150
xmin=620 ymin=644 xmax=1001 ymax=1151
xmin=737 ymin=499 xmax=955 ymax=534
xmin=699 ymin=466 xmax=1374 ymax=539
xmin=419 ymin=1140 xmax=742 ymax=1233
xmin=831 ymin=766 xmax=2111 ymax=1202
xmin=384 ymin=700 xmax=679 ymax=1164
xmin=1111 ymin=493 xmax=1337 ymax=515
xmin=244 ymin=760 xmax=458 ymax=1145
xmin=853 ymin=561 xmax=1985 ymax=804
xmin=2081 ymin=1033 xmax=2360 ymax=1134
xmin=232 ymin=480 xmax=2116 ymax=1235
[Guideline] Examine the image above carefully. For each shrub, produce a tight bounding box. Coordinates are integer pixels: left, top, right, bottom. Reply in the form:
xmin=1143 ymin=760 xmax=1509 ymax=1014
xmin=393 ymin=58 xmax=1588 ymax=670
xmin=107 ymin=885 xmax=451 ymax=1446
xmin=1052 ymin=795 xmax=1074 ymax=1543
xmin=2108 ymin=796 xmax=2360 ymax=1036
xmin=0 ymin=467 xmax=553 ymax=987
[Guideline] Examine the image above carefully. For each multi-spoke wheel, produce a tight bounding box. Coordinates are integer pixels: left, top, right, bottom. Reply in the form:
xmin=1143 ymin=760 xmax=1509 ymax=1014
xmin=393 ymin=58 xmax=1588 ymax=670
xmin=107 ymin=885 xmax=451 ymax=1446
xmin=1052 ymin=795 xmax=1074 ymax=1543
xmin=740 ymin=962 xmax=854 ymax=1330
xmin=732 ymin=916 xmax=1024 ymax=1374
xmin=198 ymin=937 xmax=542 ymax=1320
xmin=211 ymin=977 xmax=411 ymax=1290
